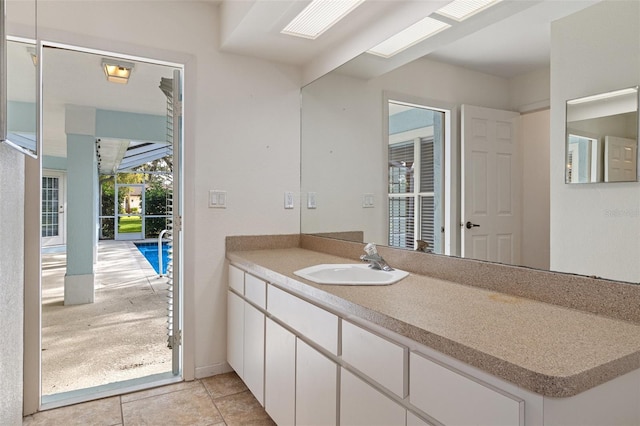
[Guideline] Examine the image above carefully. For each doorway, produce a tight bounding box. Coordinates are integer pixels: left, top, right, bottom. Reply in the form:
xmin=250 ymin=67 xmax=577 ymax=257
xmin=386 ymin=98 xmax=454 ymax=255
xmin=37 ymin=43 xmax=184 ymax=408
xmin=42 ymin=170 xmax=66 ymax=247
xmin=116 ymin=183 xmax=145 ymax=240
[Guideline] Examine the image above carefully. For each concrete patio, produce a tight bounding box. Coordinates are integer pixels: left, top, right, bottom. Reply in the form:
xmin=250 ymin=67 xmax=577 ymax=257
xmin=41 ymin=241 xmax=172 ymax=396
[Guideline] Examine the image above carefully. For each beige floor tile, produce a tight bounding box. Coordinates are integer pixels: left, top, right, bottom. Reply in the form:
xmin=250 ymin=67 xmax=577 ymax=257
xmin=201 ymin=372 xmax=248 ymax=399
xmin=122 ymin=383 xmax=222 ymax=425
xmin=121 ymin=380 xmax=202 ymax=403
xmin=213 ymin=391 xmax=274 ymax=426
xmin=22 ymin=397 xmax=122 ymax=426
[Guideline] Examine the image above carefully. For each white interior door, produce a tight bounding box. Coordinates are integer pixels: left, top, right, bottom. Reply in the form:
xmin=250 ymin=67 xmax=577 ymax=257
xmin=461 ymin=105 xmax=521 ymax=265
xmin=605 ymin=136 xmax=637 ymax=182
xmin=42 ymin=171 xmax=66 ymax=247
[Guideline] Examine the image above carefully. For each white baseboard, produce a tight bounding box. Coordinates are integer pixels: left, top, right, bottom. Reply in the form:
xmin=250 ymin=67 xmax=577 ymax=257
xmin=195 ymin=362 xmax=233 ymax=379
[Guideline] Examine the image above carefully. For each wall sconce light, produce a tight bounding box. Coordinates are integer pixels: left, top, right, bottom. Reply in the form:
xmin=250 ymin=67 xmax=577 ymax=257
xmin=102 ymin=59 xmax=134 ymax=84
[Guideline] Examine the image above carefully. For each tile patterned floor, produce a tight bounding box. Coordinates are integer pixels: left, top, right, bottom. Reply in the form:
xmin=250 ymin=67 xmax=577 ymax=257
xmin=23 ymin=373 xmax=275 ymax=426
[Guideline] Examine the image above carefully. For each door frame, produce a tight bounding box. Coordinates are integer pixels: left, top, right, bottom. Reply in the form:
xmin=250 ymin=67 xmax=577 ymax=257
xmin=24 ymin=39 xmax=187 ymax=414
xmin=41 ymin=169 xmax=66 ymax=247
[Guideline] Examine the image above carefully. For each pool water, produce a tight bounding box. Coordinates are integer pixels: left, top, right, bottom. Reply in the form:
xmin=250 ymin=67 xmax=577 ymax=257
xmin=135 ymin=242 xmax=170 ymax=275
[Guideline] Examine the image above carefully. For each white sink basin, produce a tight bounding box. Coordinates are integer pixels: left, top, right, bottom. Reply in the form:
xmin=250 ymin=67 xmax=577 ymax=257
xmin=293 ymin=264 xmax=409 ymax=285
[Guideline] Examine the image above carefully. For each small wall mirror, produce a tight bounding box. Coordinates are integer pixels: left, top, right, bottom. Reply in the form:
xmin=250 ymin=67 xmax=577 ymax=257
xmin=565 ymin=86 xmax=639 ymax=183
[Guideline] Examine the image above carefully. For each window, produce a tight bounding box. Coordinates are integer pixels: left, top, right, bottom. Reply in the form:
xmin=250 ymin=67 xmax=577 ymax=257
xmin=388 ymin=101 xmax=444 ymax=252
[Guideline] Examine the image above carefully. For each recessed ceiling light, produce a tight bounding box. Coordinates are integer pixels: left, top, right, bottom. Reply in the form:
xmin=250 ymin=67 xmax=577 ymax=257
xmin=281 ymin=0 xmax=365 ymax=40
xmin=102 ymin=59 xmax=134 ymax=84
xmin=367 ymin=16 xmax=450 ymax=58
xmin=435 ymin=0 xmax=501 ymax=22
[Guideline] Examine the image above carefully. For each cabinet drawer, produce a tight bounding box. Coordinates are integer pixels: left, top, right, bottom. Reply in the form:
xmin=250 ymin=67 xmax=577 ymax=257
xmin=228 ymin=265 xmax=244 ymax=294
xmin=410 ymin=352 xmax=523 ymax=426
xmin=267 ymin=285 xmax=338 ymax=355
xmin=245 ymin=274 xmax=266 ymax=309
xmin=342 ymin=320 xmax=407 ymax=398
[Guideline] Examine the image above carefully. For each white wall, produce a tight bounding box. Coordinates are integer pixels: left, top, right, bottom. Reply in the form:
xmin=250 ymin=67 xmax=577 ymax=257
xmin=0 ymin=144 xmax=25 ymax=424
xmin=550 ymin=0 xmax=640 ymax=282
xmin=31 ymin=1 xmax=301 ymax=383
xmin=520 ymin=109 xmax=550 ymax=270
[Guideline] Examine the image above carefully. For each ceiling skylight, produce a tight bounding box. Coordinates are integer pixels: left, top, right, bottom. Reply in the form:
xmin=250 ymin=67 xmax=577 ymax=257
xmin=281 ymin=0 xmax=366 ymax=40
xmin=367 ymin=16 xmax=450 ymax=58
xmin=435 ymin=0 xmax=501 ymax=22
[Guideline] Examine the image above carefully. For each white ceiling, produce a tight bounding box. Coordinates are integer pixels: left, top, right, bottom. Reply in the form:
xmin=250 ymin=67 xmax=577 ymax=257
xmin=7 ymin=0 xmax=602 ymax=157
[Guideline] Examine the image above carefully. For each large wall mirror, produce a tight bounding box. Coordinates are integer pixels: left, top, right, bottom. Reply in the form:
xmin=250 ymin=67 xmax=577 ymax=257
xmin=301 ymin=0 xmax=640 ymax=284
xmin=565 ymin=87 xmax=639 ymax=183
xmin=1 ymin=0 xmax=38 ymax=157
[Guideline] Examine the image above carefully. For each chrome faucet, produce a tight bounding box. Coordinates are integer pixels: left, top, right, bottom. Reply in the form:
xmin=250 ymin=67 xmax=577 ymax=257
xmin=360 ymin=243 xmax=394 ymax=271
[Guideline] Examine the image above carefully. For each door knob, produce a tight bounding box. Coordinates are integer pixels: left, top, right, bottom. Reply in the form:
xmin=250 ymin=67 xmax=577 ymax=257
xmin=465 ymin=221 xmax=480 ymax=229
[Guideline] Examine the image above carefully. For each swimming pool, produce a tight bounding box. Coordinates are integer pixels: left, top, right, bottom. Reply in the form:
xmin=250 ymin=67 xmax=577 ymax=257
xmin=135 ymin=242 xmax=170 ymax=275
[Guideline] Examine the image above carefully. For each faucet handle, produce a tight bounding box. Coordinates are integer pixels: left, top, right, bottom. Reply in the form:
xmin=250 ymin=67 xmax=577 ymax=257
xmin=364 ymin=242 xmax=378 ymax=256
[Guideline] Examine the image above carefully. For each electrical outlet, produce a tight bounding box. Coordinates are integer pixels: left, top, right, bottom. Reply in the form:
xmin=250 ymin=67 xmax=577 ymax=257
xmin=307 ymin=192 xmax=317 ymax=209
xmin=284 ymin=191 xmax=294 ymax=209
xmin=209 ymin=190 xmax=227 ymax=208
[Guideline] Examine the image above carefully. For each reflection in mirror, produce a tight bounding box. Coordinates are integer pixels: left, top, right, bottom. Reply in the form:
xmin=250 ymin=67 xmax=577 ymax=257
xmin=5 ymin=38 xmax=37 ymax=156
xmin=301 ymin=0 xmax=639 ymax=284
xmin=2 ymin=0 xmax=38 ymax=157
xmin=565 ymin=87 xmax=639 ymax=184
xmin=387 ymin=101 xmax=444 ymax=254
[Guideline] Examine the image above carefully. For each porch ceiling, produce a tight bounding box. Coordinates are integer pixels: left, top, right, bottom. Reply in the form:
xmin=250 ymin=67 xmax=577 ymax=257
xmin=97 ymin=139 xmax=171 ymax=174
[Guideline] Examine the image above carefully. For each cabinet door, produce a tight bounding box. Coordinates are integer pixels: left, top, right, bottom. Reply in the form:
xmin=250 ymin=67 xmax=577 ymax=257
xmin=227 ymin=291 xmax=244 ymax=377
xmin=296 ymin=339 xmax=338 ymax=426
xmin=340 ymin=368 xmax=406 ymax=426
xmin=228 ymin=265 xmax=244 ymax=293
xmin=244 ymin=302 xmax=264 ymax=405
xmin=265 ymin=318 xmax=296 ymax=426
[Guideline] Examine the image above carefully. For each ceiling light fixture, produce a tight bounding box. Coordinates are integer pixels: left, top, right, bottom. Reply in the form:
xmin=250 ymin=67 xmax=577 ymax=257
xmin=102 ymin=59 xmax=134 ymax=84
xmin=367 ymin=16 xmax=450 ymax=58
xmin=435 ymin=0 xmax=501 ymax=22
xmin=281 ymin=0 xmax=365 ymax=40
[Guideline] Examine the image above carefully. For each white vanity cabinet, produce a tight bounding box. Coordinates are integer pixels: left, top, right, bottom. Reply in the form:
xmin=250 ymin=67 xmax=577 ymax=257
xmin=228 ymin=264 xmax=538 ymax=426
xmin=226 ymin=265 xmax=244 ymax=376
xmin=295 ymin=339 xmax=338 ymax=426
xmin=265 ymin=317 xmax=296 ymax=425
xmin=226 ymin=266 xmax=266 ymax=404
xmin=243 ymin=275 xmax=266 ymax=405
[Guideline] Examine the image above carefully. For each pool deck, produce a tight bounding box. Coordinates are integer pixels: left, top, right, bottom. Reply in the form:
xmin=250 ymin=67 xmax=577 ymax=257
xmin=41 ymin=240 xmax=172 ymax=396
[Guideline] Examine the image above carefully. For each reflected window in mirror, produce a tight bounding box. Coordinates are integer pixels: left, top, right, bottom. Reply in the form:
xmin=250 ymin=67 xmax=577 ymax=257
xmin=388 ymin=101 xmax=444 ymax=253
xmin=565 ymin=87 xmax=638 ymax=184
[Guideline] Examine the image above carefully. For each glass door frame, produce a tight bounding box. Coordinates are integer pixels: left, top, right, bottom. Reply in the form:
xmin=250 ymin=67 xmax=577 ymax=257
xmin=23 ymin=40 xmax=187 ymax=414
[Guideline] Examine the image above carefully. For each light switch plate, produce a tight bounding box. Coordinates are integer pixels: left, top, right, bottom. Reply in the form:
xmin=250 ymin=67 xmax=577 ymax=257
xmin=285 ymin=191 xmax=295 ymax=209
xmin=209 ymin=190 xmax=227 ymax=208
xmin=363 ymin=193 xmax=374 ymax=208
xmin=307 ymin=192 xmax=317 ymax=209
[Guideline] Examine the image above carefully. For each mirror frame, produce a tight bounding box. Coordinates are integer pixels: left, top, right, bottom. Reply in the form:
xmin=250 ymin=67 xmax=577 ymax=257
xmin=564 ymin=86 xmax=639 ymax=184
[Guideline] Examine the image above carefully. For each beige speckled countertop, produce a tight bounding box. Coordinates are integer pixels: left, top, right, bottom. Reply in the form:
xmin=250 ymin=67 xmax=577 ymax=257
xmin=227 ymin=246 xmax=640 ymax=398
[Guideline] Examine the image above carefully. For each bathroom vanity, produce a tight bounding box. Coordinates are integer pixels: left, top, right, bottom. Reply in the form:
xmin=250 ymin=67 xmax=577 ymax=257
xmin=226 ymin=235 xmax=640 ymax=426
